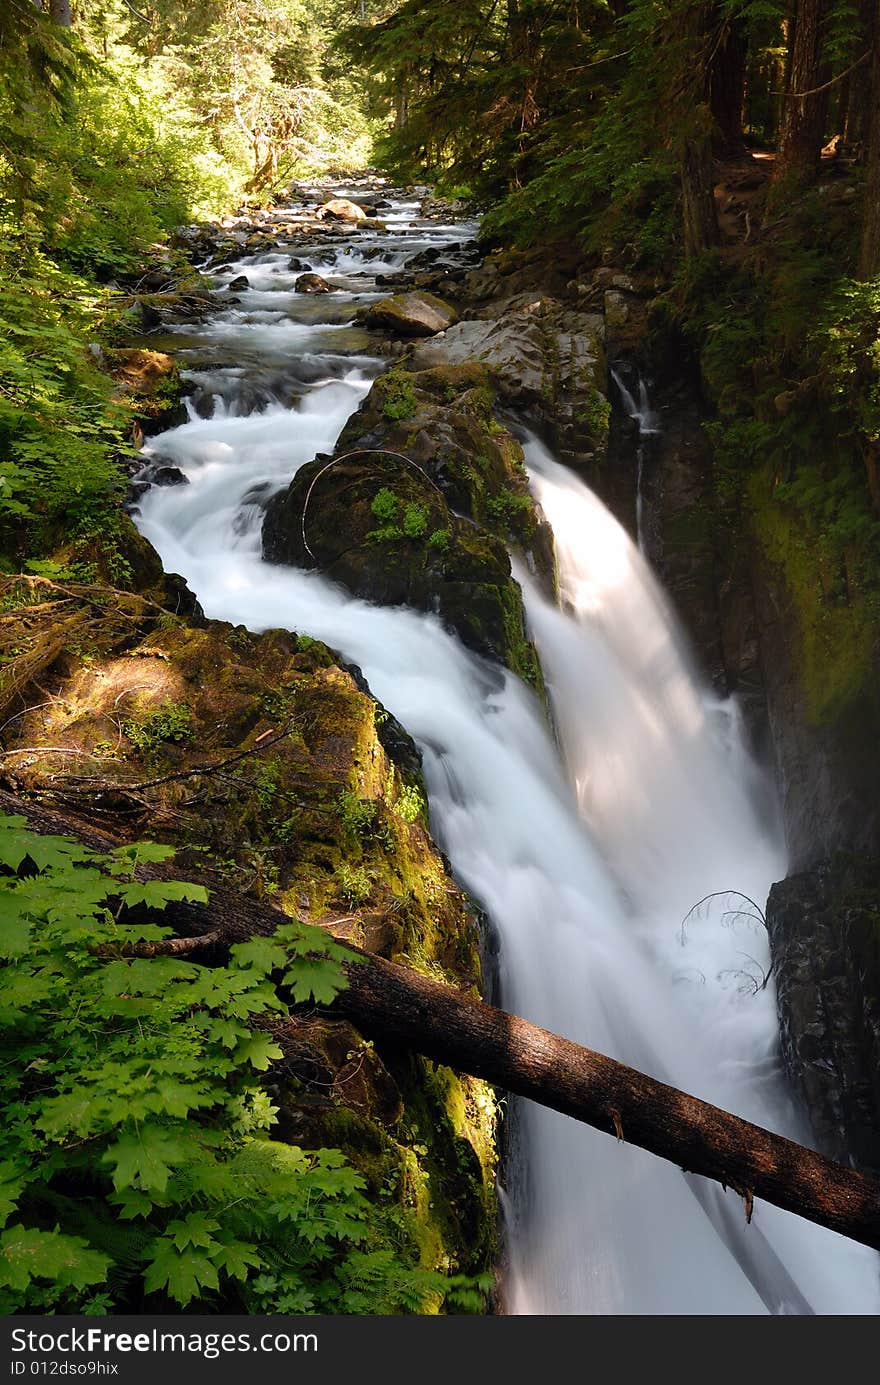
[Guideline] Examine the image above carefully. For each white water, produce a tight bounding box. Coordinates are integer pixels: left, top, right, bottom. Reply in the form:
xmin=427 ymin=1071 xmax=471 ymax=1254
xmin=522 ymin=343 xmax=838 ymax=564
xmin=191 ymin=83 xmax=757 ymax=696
xmin=610 ymin=366 xmax=659 ymax=551
xmin=133 ymin=196 xmax=880 ymax=1315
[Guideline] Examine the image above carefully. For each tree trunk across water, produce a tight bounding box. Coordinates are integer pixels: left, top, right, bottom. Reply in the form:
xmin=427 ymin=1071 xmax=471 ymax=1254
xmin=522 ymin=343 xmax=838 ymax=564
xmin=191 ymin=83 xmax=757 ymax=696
xmin=3 ymin=788 xmax=880 ymax=1253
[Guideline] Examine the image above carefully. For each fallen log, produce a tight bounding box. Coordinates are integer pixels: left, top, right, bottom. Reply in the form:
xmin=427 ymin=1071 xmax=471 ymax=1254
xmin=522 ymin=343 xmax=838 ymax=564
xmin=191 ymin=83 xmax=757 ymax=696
xmin=3 ymin=787 xmax=880 ymax=1252
xmin=330 ymin=951 xmax=880 ymax=1251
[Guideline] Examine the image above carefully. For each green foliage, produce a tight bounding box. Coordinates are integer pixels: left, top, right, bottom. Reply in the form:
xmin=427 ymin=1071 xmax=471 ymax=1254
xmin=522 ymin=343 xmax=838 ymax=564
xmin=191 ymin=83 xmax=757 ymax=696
xmin=335 ymin=862 xmax=374 ymax=906
xmin=427 ymin=526 xmax=452 ymax=554
xmin=393 ymin=782 xmax=427 ymax=826
xmin=339 ymin=789 xmax=378 ymax=841
xmin=486 ymin=488 xmax=532 ymax=524
xmin=370 ymin=487 xmax=399 ymax=521
xmin=122 ymin=700 xmax=194 ymax=756
xmin=815 ymin=277 xmax=880 ymax=444
xmin=381 ymin=373 xmax=418 ymax=421
xmin=0 ymin=228 xmax=127 ymax=554
xmin=0 ymin=813 xmax=485 ymax=1313
xmin=402 ymin=502 xmax=429 ymax=538
xmin=367 ymin=489 xmax=431 ymax=544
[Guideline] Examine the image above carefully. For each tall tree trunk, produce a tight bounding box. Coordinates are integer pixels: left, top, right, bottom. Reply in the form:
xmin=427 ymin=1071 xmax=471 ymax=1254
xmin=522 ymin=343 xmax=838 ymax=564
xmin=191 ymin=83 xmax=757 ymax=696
xmin=774 ymin=0 xmax=829 ymax=183
xmin=48 ymin=0 xmax=71 ymax=24
xmin=710 ymin=17 xmax=747 ymax=154
xmin=842 ymin=0 xmax=875 ymax=155
xmin=679 ymin=5 xmax=720 ymax=257
xmin=681 ymin=132 xmax=719 ymax=257
xmin=858 ymin=2 xmax=880 ymax=276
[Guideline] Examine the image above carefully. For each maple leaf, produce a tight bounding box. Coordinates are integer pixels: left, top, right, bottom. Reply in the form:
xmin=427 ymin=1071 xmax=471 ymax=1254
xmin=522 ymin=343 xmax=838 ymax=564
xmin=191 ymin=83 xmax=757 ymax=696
xmin=142 ymin=1240 xmax=219 ymax=1306
xmin=233 ymin=1033 xmax=283 ymax=1071
xmin=0 ymin=1225 xmax=109 ymax=1292
xmin=102 ymin=1126 xmax=195 ymax=1194
xmin=283 ymin=958 xmax=347 ymax=1005
xmin=166 ymin=1212 xmax=220 ymax=1251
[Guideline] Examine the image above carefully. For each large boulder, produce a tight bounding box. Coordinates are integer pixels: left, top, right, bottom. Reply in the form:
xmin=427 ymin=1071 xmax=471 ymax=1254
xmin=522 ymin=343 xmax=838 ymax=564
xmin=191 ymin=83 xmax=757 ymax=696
xmin=316 ymin=197 xmax=367 ymax=222
xmin=356 ymin=291 xmax=459 ymax=338
xmin=262 ymin=363 xmax=549 ymax=688
xmin=295 ymin=272 xmax=331 ymax=294
xmin=409 ymin=298 xmax=608 ymax=466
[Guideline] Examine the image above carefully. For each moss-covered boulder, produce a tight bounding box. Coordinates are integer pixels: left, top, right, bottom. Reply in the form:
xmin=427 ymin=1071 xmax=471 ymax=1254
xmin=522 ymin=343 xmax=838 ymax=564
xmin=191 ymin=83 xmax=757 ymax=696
xmin=262 ymin=364 xmax=549 ymax=689
xmin=356 ymin=291 xmax=459 ymax=338
xmin=0 ymin=573 xmax=498 ymax=1295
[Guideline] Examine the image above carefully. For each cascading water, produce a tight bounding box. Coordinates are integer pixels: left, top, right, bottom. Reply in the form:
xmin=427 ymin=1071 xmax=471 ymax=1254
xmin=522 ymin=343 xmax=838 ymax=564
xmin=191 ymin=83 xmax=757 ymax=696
xmin=132 ymin=190 xmax=880 ymax=1315
xmin=610 ymin=365 xmax=659 ymax=552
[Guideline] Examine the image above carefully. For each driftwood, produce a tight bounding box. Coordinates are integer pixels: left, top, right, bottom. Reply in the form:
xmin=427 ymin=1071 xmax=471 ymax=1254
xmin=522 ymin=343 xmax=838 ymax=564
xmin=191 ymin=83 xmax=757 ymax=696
xmin=3 ymin=788 xmax=880 ymax=1252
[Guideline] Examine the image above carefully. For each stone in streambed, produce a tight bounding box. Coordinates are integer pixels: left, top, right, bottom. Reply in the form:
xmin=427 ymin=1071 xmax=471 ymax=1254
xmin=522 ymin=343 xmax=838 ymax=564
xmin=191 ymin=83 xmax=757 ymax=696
xmin=316 ymin=197 xmax=368 ymax=223
xmin=227 ymin=274 xmax=250 ymax=291
xmin=356 ymin=291 xmax=459 ymax=338
xmin=295 ymin=272 xmax=332 ymax=294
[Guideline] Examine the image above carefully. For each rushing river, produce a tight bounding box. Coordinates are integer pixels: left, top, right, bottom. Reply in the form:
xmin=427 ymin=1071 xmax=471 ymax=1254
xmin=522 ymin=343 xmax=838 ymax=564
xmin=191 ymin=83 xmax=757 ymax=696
xmin=134 ymin=190 xmax=880 ymax=1315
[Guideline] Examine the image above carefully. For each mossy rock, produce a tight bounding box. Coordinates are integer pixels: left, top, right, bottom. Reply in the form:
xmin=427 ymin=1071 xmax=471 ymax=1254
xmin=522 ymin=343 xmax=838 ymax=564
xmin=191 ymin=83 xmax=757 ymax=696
xmin=1 ymin=575 xmax=498 ymax=1298
xmin=356 ymin=291 xmax=459 ymax=338
xmin=262 ymin=365 xmax=548 ymax=689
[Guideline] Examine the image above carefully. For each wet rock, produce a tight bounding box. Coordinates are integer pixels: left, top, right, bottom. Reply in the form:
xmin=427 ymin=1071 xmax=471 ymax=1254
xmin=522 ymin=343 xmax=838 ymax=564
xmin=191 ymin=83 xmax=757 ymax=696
xmin=295 ymin=272 xmax=332 ymax=294
xmin=227 ymin=274 xmax=250 ymax=291
xmin=317 ymin=197 xmax=367 ymax=223
xmin=356 ymin=290 xmax=459 ymax=338
xmin=159 ymin=572 xmax=204 ymax=621
xmin=138 ymin=300 xmax=163 ymax=331
xmin=125 ymin=481 xmax=150 ymax=510
xmin=262 ymin=363 xmax=547 ymax=686
xmin=288 ymin=256 xmax=310 ymax=271
xmin=410 ymin=299 xmax=607 ymax=463
xmin=767 ymin=857 xmax=880 ymax=1170
xmin=142 ymin=462 xmax=189 ymax=487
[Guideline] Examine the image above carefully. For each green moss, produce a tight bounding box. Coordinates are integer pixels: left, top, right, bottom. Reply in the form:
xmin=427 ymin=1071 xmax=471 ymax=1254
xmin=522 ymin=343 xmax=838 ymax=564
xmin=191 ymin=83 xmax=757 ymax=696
xmin=402 ymin=502 xmax=429 ymax=538
xmin=748 ymin=471 xmax=879 ymax=724
xmin=578 ymin=386 xmax=612 ymax=442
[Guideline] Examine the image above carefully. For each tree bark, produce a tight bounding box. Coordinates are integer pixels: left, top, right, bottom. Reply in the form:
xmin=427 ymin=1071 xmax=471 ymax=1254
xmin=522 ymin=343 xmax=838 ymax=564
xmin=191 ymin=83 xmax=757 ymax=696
xmin=681 ymin=132 xmax=719 ymax=258
xmin=774 ymin=0 xmax=829 ymax=184
xmin=710 ymin=17 xmax=747 ymax=155
xmin=48 ymin=0 xmax=71 ymax=24
xmin=678 ymin=6 xmax=720 ymax=258
xmin=858 ymin=0 xmax=880 ymax=276
xmin=4 ymin=787 xmax=880 ymax=1252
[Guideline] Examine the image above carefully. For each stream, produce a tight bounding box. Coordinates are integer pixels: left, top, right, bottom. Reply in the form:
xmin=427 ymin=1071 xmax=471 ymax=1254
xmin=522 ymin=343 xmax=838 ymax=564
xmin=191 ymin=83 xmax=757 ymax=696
xmin=133 ymin=188 xmax=880 ymax=1315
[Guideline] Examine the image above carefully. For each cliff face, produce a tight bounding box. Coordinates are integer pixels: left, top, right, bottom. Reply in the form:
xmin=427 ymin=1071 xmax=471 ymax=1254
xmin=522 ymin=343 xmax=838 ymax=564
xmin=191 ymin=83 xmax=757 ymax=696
xmin=582 ymin=275 xmax=880 ymax=1172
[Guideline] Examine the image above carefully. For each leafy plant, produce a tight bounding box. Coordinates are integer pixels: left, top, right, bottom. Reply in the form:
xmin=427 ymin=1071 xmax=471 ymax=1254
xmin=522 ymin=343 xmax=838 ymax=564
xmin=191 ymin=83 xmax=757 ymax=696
xmin=0 ymin=813 xmax=486 ymax=1314
xmin=370 ymin=487 xmax=399 ymax=521
xmin=121 ymin=699 xmax=194 ymax=756
xmin=381 ymin=372 xmax=418 ymax=421
xmin=402 ymin=502 xmax=429 ymax=538
xmin=427 ymin=527 xmax=452 ymax=554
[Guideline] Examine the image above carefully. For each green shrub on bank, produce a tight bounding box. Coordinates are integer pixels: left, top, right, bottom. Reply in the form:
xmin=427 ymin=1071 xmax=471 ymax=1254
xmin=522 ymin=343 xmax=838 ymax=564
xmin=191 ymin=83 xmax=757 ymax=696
xmin=0 ymin=814 xmax=489 ymax=1314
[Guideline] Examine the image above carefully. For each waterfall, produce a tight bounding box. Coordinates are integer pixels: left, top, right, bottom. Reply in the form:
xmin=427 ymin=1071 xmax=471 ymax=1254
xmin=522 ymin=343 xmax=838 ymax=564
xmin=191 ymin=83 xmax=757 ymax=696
xmin=610 ymin=365 xmax=659 ymax=551
xmin=132 ymin=195 xmax=880 ymax=1315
